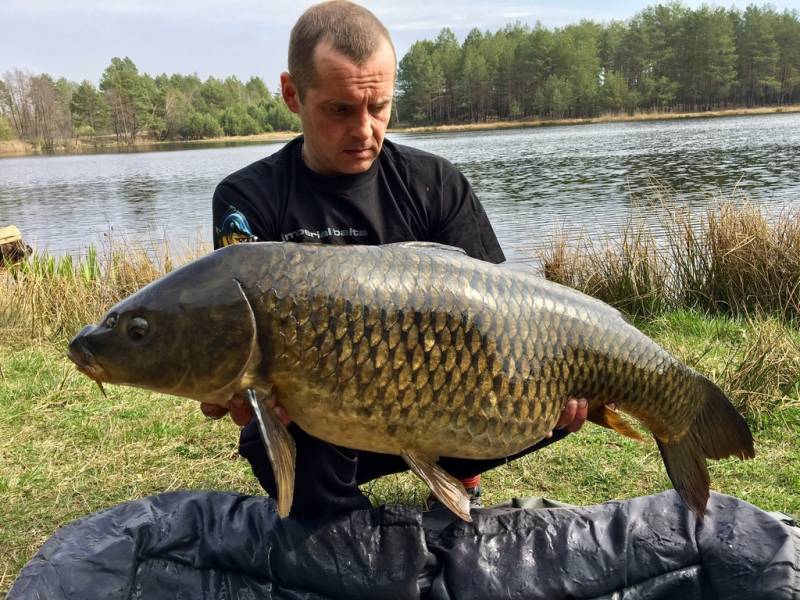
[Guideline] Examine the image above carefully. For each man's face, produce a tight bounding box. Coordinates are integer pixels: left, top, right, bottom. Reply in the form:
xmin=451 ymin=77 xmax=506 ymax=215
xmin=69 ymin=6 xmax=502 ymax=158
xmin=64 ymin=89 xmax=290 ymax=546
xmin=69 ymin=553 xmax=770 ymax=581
xmin=281 ymin=38 xmax=395 ymax=176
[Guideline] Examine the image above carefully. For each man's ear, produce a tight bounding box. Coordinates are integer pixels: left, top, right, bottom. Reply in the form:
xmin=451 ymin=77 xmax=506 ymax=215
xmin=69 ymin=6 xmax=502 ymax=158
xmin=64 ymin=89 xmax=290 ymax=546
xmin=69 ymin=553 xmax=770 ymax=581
xmin=280 ymin=72 xmax=301 ymax=114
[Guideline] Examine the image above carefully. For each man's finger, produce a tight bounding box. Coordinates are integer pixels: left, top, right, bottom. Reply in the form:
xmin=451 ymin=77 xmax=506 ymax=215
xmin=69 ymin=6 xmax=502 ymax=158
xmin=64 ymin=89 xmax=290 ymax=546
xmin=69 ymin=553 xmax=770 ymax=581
xmin=567 ymin=398 xmax=588 ymax=433
xmin=555 ymin=398 xmax=577 ymax=429
xmin=201 ymin=403 xmax=228 ymax=420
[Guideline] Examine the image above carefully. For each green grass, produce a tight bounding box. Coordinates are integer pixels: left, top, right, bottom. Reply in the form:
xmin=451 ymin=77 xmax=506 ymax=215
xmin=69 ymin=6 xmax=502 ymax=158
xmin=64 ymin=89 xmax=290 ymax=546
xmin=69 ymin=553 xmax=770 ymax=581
xmin=2 ymin=310 xmax=798 ymax=595
xmin=0 ymin=342 xmax=262 ymax=594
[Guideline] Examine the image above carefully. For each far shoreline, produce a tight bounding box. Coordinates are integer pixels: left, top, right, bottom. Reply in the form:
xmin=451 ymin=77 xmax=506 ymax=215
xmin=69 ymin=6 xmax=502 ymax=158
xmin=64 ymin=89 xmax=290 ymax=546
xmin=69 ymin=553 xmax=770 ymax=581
xmin=1 ymin=104 xmax=798 ymax=159
xmin=391 ymin=104 xmax=800 ymax=135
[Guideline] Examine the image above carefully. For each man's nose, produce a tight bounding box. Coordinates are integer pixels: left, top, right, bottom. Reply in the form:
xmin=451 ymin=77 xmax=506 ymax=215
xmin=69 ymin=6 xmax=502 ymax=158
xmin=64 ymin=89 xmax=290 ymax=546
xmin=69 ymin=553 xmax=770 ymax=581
xmin=351 ymin=108 xmax=372 ymax=141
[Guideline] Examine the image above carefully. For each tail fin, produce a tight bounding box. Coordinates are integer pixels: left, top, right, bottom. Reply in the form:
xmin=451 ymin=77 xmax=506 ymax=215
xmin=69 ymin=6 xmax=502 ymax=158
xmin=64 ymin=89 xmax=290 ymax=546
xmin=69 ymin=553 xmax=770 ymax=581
xmin=657 ymin=377 xmax=755 ymax=519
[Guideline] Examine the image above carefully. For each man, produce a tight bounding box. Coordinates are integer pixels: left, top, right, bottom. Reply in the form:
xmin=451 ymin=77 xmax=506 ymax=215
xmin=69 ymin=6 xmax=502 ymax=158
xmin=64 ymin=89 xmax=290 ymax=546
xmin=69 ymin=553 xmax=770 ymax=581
xmin=202 ymin=0 xmax=589 ymax=518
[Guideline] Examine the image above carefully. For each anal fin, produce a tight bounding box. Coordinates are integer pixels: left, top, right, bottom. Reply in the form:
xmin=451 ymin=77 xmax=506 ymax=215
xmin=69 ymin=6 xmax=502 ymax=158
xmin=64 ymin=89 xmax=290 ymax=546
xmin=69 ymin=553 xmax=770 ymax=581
xmin=401 ymin=450 xmax=472 ymax=522
xmin=588 ymin=404 xmax=644 ymax=442
xmin=247 ymin=389 xmax=296 ymax=518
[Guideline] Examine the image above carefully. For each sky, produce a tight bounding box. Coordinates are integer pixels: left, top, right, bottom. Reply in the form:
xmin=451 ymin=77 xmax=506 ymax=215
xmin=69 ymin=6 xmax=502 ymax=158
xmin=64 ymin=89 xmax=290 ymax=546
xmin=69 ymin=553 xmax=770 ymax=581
xmin=2 ymin=0 xmax=799 ymax=91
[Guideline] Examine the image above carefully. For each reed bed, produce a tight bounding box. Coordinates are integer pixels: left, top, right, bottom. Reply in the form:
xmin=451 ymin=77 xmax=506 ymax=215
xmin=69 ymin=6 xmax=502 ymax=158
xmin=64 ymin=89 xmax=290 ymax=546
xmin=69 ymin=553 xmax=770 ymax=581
xmin=1 ymin=241 xmax=206 ymax=343
xmin=541 ymin=200 xmax=800 ymax=323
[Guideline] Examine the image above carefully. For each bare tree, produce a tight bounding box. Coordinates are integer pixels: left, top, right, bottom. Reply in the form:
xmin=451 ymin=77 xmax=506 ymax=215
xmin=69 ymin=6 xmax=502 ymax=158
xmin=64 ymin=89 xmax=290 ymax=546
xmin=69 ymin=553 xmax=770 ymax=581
xmin=0 ymin=71 xmax=72 ymax=148
xmin=29 ymin=75 xmax=71 ymax=149
xmin=0 ymin=70 xmax=34 ymax=139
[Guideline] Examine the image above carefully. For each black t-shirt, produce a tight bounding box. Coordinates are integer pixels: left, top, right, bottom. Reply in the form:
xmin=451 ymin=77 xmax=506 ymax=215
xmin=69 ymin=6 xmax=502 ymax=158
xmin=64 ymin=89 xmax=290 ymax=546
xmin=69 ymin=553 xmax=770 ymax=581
xmin=212 ymin=136 xmax=505 ymax=264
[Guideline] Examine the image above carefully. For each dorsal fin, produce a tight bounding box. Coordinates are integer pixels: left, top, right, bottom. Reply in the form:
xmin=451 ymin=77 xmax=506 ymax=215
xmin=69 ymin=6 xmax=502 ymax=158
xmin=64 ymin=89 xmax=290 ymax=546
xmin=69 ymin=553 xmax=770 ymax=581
xmin=385 ymin=241 xmax=467 ymax=256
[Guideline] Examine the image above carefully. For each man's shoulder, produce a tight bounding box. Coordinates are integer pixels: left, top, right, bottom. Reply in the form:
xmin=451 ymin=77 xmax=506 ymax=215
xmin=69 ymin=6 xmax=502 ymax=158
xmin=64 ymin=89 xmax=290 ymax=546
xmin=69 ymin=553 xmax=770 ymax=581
xmin=216 ymin=136 xmax=299 ymax=192
xmin=381 ymin=139 xmax=459 ymax=177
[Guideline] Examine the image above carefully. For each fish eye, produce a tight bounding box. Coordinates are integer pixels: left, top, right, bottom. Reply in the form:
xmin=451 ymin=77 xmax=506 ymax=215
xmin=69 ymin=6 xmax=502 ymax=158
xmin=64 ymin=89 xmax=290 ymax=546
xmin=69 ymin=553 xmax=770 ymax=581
xmin=104 ymin=313 xmax=118 ymax=329
xmin=127 ymin=317 xmax=149 ymax=340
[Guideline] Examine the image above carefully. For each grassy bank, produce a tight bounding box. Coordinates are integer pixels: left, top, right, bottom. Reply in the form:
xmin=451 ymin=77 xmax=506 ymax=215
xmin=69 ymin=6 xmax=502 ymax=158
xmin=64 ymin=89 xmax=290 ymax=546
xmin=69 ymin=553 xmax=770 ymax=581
xmin=542 ymin=200 xmax=800 ymax=323
xmin=0 ymin=130 xmax=300 ymax=158
xmin=2 ymin=203 xmax=800 ymax=594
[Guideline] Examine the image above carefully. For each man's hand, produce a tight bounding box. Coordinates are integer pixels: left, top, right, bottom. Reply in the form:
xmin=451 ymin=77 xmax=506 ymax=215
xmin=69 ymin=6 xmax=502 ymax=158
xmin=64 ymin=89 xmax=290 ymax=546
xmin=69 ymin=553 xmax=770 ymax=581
xmin=550 ymin=398 xmax=588 ymax=436
xmin=200 ymin=394 xmax=291 ymax=427
xmin=548 ymin=399 xmax=616 ymax=437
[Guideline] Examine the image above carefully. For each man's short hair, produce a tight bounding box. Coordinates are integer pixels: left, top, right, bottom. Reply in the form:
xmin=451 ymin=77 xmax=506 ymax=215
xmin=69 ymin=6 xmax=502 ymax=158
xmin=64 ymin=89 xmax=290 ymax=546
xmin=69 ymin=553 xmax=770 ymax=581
xmin=288 ymin=1 xmax=396 ymax=99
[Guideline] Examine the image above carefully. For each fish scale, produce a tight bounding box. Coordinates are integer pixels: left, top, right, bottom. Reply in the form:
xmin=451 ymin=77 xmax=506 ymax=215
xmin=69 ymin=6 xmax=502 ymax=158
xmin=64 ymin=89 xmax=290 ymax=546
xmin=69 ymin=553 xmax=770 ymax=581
xmin=69 ymin=241 xmax=755 ymax=521
xmin=273 ymin=253 xmax=552 ymax=453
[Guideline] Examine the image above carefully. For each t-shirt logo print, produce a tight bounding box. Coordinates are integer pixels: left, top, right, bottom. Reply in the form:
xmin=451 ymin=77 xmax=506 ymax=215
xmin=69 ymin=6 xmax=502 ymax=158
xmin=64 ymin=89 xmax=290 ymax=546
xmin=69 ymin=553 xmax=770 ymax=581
xmin=281 ymin=226 xmax=368 ymax=242
xmin=216 ymin=207 xmax=259 ymax=247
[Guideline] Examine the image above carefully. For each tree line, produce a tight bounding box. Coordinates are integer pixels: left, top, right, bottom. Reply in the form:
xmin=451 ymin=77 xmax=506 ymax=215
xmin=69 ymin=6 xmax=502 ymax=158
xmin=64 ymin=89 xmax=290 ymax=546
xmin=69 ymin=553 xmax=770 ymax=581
xmin=0 ymin=57 xmax=301 ymax=149
xmin=2 ymin=3 xmax=799 ymax=148
xmin=397 ymin=3 xmax=800 ymax=123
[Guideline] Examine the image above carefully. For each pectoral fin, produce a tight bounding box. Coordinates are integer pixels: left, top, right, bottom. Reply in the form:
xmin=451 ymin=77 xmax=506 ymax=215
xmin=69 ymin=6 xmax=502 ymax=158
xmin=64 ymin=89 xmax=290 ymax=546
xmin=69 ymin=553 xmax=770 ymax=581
xmin=246 ymin=389 xmax=296 ymax=518
xmin=401 ymin=450 xmax=472 ymax=522
xmin=588 ymin=404 xmax=644 ymax=442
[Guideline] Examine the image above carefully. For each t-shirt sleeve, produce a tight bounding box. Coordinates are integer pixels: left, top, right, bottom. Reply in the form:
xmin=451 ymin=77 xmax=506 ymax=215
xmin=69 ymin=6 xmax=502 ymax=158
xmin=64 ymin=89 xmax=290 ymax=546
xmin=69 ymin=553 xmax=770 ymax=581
xmin=212 ymin=179 xmax=268 ymax=250
xmin=430 ymin=168 xmax=506 ymax=264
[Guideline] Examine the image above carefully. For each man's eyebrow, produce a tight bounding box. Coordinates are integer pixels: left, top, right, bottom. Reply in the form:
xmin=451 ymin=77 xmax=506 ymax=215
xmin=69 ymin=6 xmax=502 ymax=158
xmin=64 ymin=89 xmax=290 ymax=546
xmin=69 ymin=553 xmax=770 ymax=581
xmin=321 ymin=97 xmax=393 ymax=106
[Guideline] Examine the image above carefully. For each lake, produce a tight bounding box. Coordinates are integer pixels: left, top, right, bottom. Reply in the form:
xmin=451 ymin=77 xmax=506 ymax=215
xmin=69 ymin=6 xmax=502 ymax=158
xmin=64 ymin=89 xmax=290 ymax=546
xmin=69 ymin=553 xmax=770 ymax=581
xmin=1 ymin=112 xmax=799 ymax=265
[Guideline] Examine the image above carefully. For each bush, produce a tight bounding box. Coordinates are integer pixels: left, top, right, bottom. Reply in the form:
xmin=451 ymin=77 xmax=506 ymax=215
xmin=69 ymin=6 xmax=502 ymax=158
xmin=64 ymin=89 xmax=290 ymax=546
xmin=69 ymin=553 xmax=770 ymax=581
xmin=180 ymin=111 xmax=223 ymax=139
xmin=219 ymin=104 xmax=261 ymax=136
xmin=75 ymin=124 xmax=96 ymax=138
xmin=265 ymin=101 xmax=301 ymax=131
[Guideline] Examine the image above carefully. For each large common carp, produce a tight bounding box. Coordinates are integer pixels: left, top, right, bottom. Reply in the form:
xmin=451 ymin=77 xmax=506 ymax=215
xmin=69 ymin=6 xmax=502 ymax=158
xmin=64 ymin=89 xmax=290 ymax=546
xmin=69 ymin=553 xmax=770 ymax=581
xmin=69 ymin=242 xmax=754 ymax=521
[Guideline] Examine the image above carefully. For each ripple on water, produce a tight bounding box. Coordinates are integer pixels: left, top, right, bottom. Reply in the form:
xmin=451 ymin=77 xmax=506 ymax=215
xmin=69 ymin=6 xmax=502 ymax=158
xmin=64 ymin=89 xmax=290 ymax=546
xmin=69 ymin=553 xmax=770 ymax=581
xmin=1 ymin=113 xmax=799 ymax=260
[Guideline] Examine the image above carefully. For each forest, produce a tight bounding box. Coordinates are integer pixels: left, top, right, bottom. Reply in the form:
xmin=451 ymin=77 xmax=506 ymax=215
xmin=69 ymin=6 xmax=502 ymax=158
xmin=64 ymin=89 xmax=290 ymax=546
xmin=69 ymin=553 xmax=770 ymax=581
xmin=1 ymin=3 xmax=798 ymax=148
xmin=397 ymin=4 xmax=800 ymax=123
xmin=0 ymin=59 xmax=301 ymax=149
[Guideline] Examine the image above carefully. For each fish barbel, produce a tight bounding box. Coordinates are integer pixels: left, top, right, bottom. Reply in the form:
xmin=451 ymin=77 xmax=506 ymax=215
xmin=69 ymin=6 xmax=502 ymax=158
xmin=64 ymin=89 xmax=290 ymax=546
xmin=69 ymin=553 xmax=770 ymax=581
xmin=68 ymin=242 xmax=754 ymax=521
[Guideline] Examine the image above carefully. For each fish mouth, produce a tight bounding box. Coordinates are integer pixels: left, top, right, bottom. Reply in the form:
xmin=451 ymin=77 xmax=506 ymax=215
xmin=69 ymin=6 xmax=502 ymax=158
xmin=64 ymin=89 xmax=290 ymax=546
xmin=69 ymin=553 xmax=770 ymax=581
xmin=67 ymin=342 xmax=109 ymax=394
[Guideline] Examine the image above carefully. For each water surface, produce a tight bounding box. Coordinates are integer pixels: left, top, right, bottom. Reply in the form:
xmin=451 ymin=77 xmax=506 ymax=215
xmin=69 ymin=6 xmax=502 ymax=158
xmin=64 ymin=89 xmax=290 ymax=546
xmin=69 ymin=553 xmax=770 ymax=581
xmin=1 ymin=113 xmax=798 ymax=264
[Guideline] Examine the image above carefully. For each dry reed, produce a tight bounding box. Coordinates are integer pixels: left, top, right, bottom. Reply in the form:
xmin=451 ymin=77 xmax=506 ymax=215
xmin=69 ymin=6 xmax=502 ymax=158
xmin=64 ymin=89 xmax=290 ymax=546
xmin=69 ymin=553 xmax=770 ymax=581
xmin=542 ymin=199 xmax=800 ymax=323
xmin=722 ymin=318 xmax=800 ymax=417
xmin=0 ymin=242 xmax=208 ymax=343
xmin=542 ymin=220 xmax=671 ymax=318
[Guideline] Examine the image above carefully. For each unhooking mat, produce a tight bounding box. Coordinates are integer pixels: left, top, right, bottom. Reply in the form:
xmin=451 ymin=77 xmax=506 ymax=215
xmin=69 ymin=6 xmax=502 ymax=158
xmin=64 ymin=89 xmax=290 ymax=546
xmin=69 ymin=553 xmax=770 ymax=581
xmin=9 ymin=490 xmax=800 ymax=599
